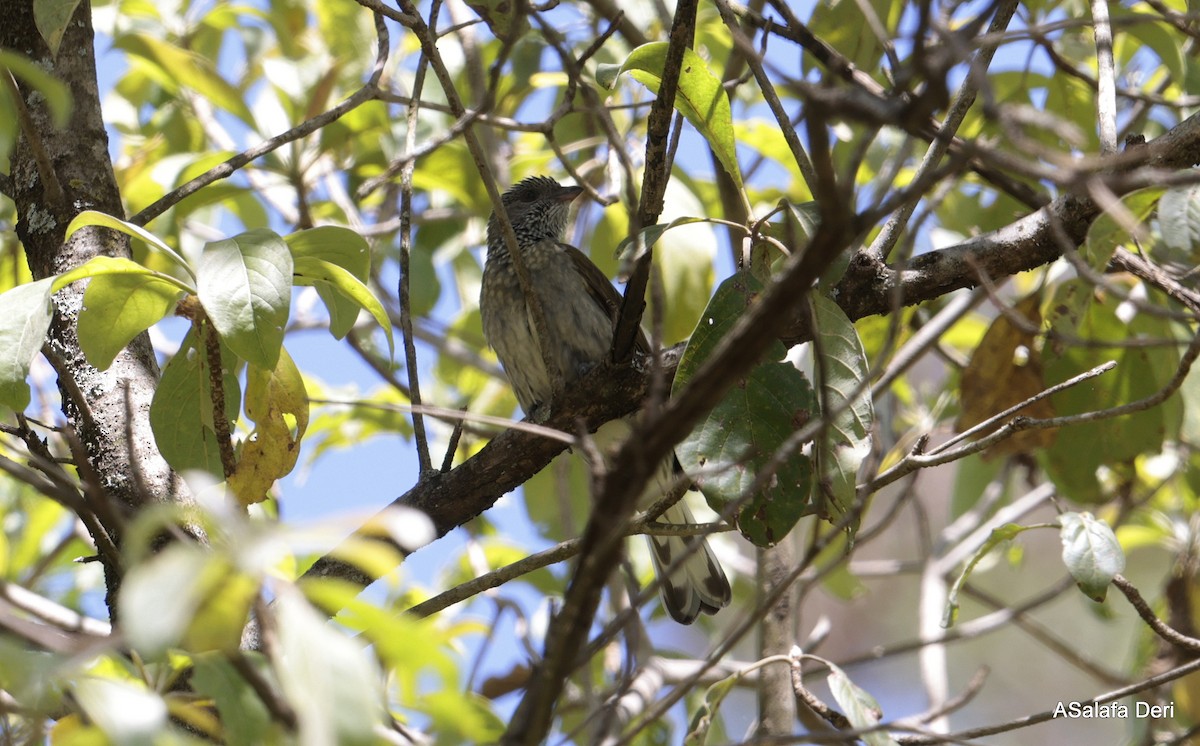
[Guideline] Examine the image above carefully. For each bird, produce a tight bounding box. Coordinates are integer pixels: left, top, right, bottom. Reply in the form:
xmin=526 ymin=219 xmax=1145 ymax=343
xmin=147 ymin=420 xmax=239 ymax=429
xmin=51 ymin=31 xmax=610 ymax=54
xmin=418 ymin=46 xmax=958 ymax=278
xmin=479 ymin=175 xmax=731 ymax=624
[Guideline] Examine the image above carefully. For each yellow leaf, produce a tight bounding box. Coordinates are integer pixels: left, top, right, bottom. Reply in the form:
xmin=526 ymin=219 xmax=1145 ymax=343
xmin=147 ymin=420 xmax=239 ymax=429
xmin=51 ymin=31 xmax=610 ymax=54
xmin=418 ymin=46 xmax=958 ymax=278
xmin=229 ymin=348 xmax=309 ymax=504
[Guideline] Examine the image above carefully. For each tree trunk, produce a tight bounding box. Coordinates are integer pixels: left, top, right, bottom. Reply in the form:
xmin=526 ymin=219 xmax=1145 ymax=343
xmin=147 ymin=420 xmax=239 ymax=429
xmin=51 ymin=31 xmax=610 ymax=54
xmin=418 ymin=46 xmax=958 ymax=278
xmin=1 ymin=0 xmax=196 ymax=618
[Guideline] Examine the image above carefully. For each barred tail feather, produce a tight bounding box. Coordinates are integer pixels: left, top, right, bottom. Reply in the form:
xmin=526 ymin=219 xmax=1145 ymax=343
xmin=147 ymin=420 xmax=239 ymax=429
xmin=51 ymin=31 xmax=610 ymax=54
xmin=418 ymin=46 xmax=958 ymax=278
xmin=647 ymin=501 xmax=731 ymax=624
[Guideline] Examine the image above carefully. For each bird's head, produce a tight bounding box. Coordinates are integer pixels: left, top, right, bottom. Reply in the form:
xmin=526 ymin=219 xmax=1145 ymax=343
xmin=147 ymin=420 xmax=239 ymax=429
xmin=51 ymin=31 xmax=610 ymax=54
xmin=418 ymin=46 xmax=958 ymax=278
xmin=486 ymin=176 xmax=584 ymax=256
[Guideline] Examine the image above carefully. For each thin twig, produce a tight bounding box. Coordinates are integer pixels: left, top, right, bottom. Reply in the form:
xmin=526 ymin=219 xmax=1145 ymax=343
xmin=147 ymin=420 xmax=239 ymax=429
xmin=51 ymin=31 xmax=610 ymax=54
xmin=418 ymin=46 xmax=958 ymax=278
xmin=396 ymin=1 xmax=439 ymax=474
xmin=1113 ymin=574 xmax=1200 ymax=653
xmin=130 ymin=12 xmax=391 ymax=226
xmin=929 ymin=361 xmax=1116 ymax=456
xmin=3 ymin=70 xmax=64 ymax=206
xmin=865 ymin=0 xmax=1020 ymax=262
xmin=902 ymin=656 xmax=1200 ymax=744
xmin=395 ymin=0 xmax=562 ymax=405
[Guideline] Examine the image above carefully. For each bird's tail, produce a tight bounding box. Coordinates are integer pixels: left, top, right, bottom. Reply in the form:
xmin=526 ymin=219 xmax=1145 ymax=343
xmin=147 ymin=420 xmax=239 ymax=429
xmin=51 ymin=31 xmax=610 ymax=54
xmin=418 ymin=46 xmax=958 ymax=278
xmin=646 ymin=499 xmax=731 ymax=624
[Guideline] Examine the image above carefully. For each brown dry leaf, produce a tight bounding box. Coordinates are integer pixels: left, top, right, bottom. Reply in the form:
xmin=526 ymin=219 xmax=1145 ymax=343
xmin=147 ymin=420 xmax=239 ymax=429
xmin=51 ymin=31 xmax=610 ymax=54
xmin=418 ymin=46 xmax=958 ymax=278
xmin=957 ymin=294 xmax=1056 ymax=458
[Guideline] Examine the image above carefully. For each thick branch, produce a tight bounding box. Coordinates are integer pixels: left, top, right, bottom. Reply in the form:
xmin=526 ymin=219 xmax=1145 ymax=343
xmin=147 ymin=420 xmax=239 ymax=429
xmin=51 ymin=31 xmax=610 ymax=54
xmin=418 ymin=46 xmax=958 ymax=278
xmin=300 ymin=111 xmax=1200 ymax=601
xmin=1 ymin=0 xmax=198 ymax=615
xmin=831 ymin=112 xmax=1200 ymax=337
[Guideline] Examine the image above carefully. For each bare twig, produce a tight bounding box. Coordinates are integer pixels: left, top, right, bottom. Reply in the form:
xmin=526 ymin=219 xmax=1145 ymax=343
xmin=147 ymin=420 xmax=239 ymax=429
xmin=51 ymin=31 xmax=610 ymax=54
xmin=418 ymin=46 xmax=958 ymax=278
xmin=866 ymin=0 xmax=1020 ymax=262
xmin=395 ymin=1 xmax=439 ymax=474
xmin=130 ymin=11 xmax=391 ymax=226
xmin=1113 ymin=574 xmax=1200 ymax=653
xmin=902 ymin=657 xmax=1200 ymax=744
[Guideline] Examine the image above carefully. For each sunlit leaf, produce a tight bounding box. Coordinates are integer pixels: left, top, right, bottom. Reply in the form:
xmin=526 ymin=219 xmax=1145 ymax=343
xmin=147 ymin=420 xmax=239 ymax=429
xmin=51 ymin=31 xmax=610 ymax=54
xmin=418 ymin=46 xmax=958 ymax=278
xmin=54 ymin=256 xmax=190 ymax=369
xmin=72 ymin=677 xmax=167 ymax=746
xmin=114 ymin=32 xmax=254 ymax=125
xmin=120 ymin=543 xmax=253 ymax=655
xmin=272 ymin=586 xmax=384 ymax=746
xmin=0 ymin=278 xmax=54 ymax=411
xmin=228 ymin=347 xmax=309 ymax=505
xmin=33 ymin=0 xmax=83 ymax=57
xmin=64 ymin=211 xmax=192 ymax=278
xmin=597 ymin=43 xmax=743 ymax=189
xmin=149 ymin=331 xmax=241 ymax=477
xmin=293 ymin=256 xmax=394 ymax=356
xmin=197 ymin=229 xmax=292 ymax=369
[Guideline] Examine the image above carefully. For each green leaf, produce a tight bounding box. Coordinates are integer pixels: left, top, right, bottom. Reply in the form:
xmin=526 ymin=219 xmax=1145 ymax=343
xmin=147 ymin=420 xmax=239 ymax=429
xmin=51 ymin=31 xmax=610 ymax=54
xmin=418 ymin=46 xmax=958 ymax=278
xmin=72 ymin=677 xmax=167 ymax=746
xmin=684 ymin=665 xmax=744 ymax=744
xmin=285 ymin=227 xmax=382 ymax=342
xmin=149 ymin=331 xmax=241 ymax=477
xmin=464 ymin=0 xmax=529 ymax=41
xmin=1041 ymin=280 xmax=1183 ymax=501
xmin=114 ymin=32 xmax=255 ymax=125
xmin=272 ymin=586 xmax=384 ymax=746
xmin=597 ymin=43 xmax=743 ymax=189
xmin=33 ymin=0 xmax=83 ymax=57
xmin=943 ymin=523 xmax=1031 ymax=627
xmin=1117 ymin=13 xmax=1186 ymax=85
xmin=197 ymin=229 xmax=293 ymax=369
xmin=54 ymin=254 xmax=190 ymax=294
xmin=0 ymin=278 xmax=55 ymax=411
xmin=810 ymin=292 xmax=874 ymax=532
xmin=615 ymin=216 xmax=711 ymax=268
xmin=119 ymin=543 xmax=213 ymax=656
xmin=674 ymin=271 xmax=817 ymax=547
xmin=293 ymin=256 xmax=394 ymax=356
xmin=1157 ymin=182 xmax=1200 ymax=270
xmin=192 ymin=654 xmax=274 ymax=746
xmin=1083 ymin=186 xmax=1163 ymax=270
xmin=284 ymin=226 xmax=370 ymax=279
xmin=652 ymin=224 xmax=717 ymax=347
xmin=64 ymin=210 xmax=193 ymax=278
xmin=783 ymin=200 xmax=822 ymax=272
xmin=75 ymin=264 xmax=187 ymax=370
xmin=1059 ymin=512 xmax=1125 ymax=602
xmin=808 ymin=0 xmax=896 ymax=70
xmin=827 ymin=662 xmax=898 ymax=746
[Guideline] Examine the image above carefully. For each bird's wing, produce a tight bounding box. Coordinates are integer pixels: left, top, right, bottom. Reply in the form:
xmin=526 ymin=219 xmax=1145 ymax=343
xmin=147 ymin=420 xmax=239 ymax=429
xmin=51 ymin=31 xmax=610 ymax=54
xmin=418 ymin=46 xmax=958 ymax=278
xmin=559 ymin=242 xmax=650 ymax=356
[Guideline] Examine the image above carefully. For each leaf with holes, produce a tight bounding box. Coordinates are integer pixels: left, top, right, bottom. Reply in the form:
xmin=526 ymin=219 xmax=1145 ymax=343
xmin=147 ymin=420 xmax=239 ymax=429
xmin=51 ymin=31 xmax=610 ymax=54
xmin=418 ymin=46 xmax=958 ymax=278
xmin=674 ymin=271 xmax=817 ymax=547
xmin=229 ymin=348 xmax=309 ymax=505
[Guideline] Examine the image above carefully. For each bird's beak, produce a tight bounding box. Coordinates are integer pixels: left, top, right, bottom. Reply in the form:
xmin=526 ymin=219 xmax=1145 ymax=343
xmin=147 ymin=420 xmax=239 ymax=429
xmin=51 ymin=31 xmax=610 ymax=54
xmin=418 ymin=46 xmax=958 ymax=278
xmin=557 ymin=185 xmax=584 ymax=203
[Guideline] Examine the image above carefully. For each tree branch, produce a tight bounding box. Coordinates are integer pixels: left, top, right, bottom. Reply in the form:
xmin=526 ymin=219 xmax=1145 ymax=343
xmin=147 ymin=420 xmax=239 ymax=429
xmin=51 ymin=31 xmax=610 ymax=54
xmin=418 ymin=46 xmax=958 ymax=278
xmin=612 ymin=0 xmax=699 ymax=361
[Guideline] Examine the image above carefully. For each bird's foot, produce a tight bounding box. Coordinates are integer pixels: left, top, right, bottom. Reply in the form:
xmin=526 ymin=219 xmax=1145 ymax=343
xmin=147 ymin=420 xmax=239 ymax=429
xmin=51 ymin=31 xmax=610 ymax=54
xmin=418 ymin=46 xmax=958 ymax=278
xmin=528 ymin=401 xmax=552 ymax=424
